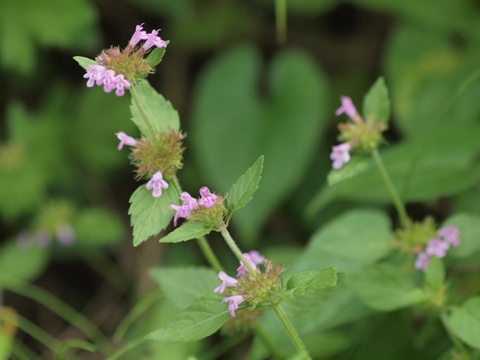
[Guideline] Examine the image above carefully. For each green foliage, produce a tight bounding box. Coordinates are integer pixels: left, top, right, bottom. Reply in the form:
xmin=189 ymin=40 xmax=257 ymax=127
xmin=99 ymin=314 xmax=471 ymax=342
xmin=129 ymin=184 xmax=179 ymax=246
xmin=72 ymin=208 xmax=123 ymax=246
xmin=446 ymin=297 xmax=480 ymax=349
xmin=149 ymin=267 xmax=218 ymax=308
xmin=282 ymin=268 xmax=337 ymax=298
xmin=442 ymin=213 xmax=480 ymax=258
xmin=327 ymin=155 xmax=369 ymax=186
xmin=147 ymin=293 xmax=230 ymax=342
xmin=73 ymin=56 xmax=97 ymax=70
xmin=130 ymin=81 xmax=180 ymax=139
xmin=191 ymin=45 xmax=328 ymax=243
xmin=362 ymin=77 xmax=390 ymax=124
xmin=226 ymin=156 xmax=263 ymax=221
xmin=145 ymin=46 xmax=168 ymax=67
xmin=346 ymin=264 xmax=428 ymax=311
xmin=159 ymin=222 xmax=213 ymax=243
xmin=424 ymin=257 xmax=445 ymax=293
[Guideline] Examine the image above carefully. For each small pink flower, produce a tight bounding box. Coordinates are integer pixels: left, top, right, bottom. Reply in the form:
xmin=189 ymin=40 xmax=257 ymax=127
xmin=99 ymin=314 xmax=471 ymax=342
xmin=169 ymin=192 xmax=198 ymax=226
xmin=214 ymin=271 xmax=238 ymax=294
xmin=116 ymin=131 xmax=136 ymax=150
xmin=415 ymin=252 xmax=430 ymax=272
xmin=438 ymin=226 xmax=460 ymax=247
xmin=101 ymin=70 xmax=117 ymax=93
xmin=111 ymin=74 xmax=131 ymax=97
xmin=426 ymin=238 xmax=449 ymax=258
xmin=129 ymin=23 xmax=148 ymax=47
xmin=143 ymin=29 xmax=167 ymax=51
xmin=199 ymin=186 xmax=217 ymax=208
xmin=223 ymin=295 xmax=244 ymax=317
xmin=83 ymin=65 xmax=106 ymax=87
xmin=247 ymin=250 xmax=265 ymax=265
xmin=330 ymin=142 xmax=351 ymax=169
xmin=335 ymin=96 xmax=357 ymax=118
xmin=146 ymin=172 xmax=169 ymax=198
xmin=236 ymin=251 xmax=264 ymax=277
xmin=180 ymin=192 xmax=199 ymax=211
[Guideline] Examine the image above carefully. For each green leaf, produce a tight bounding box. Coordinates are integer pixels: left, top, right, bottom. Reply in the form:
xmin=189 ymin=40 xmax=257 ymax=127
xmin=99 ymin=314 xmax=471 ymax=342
xmin=72 ymin=208 xmax=123 ymax=246
xmin=191 ymin=45 xmax=328 ymax=243
xmin=227 ymin=156 xmax=264 ymax=218
xmin=292 ymin=210 xmax=391 ymax=273
xmin=159 ymin=222 xmax=213 ymax=243
xmin=346 ymin=264 xmax=428 ymax=311
xmin=446 ymin=297 xmax=480 ymax=349
xmin=129 ymin=184 xmax=179 ymax=247
xmin=0 ymin=241 xmax=49 ymax=285
xmin=425 ymin=256 xmax=444 ymax=293
xmin=130 ymin=80 xmax=180 ymax=139
xmin=442 ymin=213 xmax=480 ymax=258
xmin=149 ymin=267 xmax=218 ymax=309
xmin=282 ymin=268 xmax=337 ymax=298
xmin=144 ymin=44 xmax=168 ymax=67
xmin=327 ymin=155 xmax=369 ymax=186
xmin=73 ymin=56 xmax=97 ymax=70
xmin=362 ymin=76 xmax=390 ymax=124
xmin=146 ymin=293 xmax=230 ymax=342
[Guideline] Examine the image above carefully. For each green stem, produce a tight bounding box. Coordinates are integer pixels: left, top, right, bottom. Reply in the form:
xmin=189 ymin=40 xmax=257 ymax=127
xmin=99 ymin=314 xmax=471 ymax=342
xmin=252 ymin=323 xmax=286 ymax=360
xmin=15 ymin=312 xmax=60 ymax=352
xmin=440 ymin=313 xmax=469 ymax=357
xmin=54 ymin=340 xmax=96 ymax=360
xmin=275 ymin=0 xmax=287 ymax=45
xmin=198 ymin=332 xmax=249 ymax=360
xmin=371 ymin=148 xmax=410 ymax=228
xmin=219 ymin=226 xmax=256 ymax=277
xmin=197 ymin=236 xmax=223 ymax=273
xmin=130 ymin=85 xmax=157 ymax=141
xmin=105 ymin=337 xmax=149 ymax=360
xmin=12 ymin=340 xmax=42 ymax=360
xmin=272 ymin=304 xmax=311 ymax=360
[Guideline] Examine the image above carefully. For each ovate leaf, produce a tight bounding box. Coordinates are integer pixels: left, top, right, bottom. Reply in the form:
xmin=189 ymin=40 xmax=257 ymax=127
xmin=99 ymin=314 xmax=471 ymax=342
xmin=129 ymin=184 xmax=179 ymax=246
xmin=73 ymin=56 xmax=96 ymax=70
xmin=446 ymin=297 xmax=480 ymax=349
xmin=159 ymin=222 xmax=213 ymax=243
xmin=282 ymin=267 xmax=337 ymax=298
xmin=145 ymin=45 xmax=168 ymax=67
xmin=227 ymin=156 xmax=263 ymax=219
xmin=147 ymin=293 xmax=230 ymax=342
xmin=362 ymin=76 xmax=390 ymax=124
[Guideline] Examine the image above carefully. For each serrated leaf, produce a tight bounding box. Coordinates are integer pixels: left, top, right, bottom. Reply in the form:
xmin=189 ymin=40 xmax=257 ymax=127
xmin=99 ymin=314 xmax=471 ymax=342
xmin=282 ymin=267 xmax=337 ymax=298
xmin=147 ymin=293 xmax=230 ymax=342
xmin=327 ymin=155 xmax=368 ymax=186
xmin=149 ymin=267 xmax=218 ymax=309
xmin=73 ymin=56 xmax=97 ymax=70
xmin=159 ymin=222 xmax=213 ymax=243
xmin=227 ymin=156 xmax=263 ymax=219
xmin=346 ymin=264 xmax=428 ymax=311
xmin=144 ymin=43 xmax=168 ymax=67
xmin=446 ymin=297 xmax=480 ymax=349
xmin=130 ymin=80 xmax=180 ymax=139
xmin=362 ymin=76 xmax=390 ymax=124
xmin=129 ymin=184 xmax=179 ymax=247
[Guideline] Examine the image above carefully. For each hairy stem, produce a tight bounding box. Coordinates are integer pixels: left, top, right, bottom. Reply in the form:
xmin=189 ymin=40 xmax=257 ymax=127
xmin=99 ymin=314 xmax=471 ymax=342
xmin=219 ymin=226 xmax=256 ymax=277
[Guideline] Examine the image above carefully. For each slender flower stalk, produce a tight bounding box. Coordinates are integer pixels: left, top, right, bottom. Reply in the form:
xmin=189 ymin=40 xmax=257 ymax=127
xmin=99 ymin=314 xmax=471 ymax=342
xmin=196 ymin=236 xmax=223 ymax=274
xmin=371 ymin=148 xmax=410 ymax=228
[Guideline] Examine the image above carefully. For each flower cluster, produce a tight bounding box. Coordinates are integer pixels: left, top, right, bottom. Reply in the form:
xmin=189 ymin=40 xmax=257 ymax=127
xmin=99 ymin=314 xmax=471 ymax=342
xmin=83 ymin=24 xmax=167 ymax=96
xmin=170 ymin=187 xmax=222 ymax=227
xmin=214 ymin=251 xmax=265 ymax=317
xmin=331 ymin=96 xmax=387 ymax=169
xmin=415 ymin=226 xmax=461 ymax=272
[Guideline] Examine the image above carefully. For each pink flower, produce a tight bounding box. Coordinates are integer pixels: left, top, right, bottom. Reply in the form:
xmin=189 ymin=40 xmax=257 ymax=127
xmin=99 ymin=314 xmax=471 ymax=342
xmin=83 ymin=65 xmax=106 ymax=87
xmin=330 ymin=142 xmax=351 ymax=169
xmin=237 ymin=251 xmax=264 ymax=277
xmin=438 ymin=226 xmax=460 ymax=247
xmin=169 ymin=192 xmax=198 ymax=226
xmin=335 ymin=96 xmax=357 ymax=118
xmin=199 ymin=186 xmax=217 ymax=208
xmin=214 ymin=271 xmax=238 ymax=294
xmin=146 ymin=172 xmax=169 ymax=198
xmin=129 ymin=23 xmax=148 ymax=47
xmin=426 ymin=238 xmax=449 ymax=258
xmin=142 ymin=29 xmax=167 ymax=51
xmin=101 ymin=70 xmax=117 ymax=92
xmin=55 ymin=224 xmax=75 ymax=246
xmin=116 ymin=131 xmax=136 ymax=150
xmin=223 ymin=295 xmax=244 ymax=317
xmin=180 ymin=192 xmax=199 ymax=211
xmin=112 ymin=75 xmax=131 ymax=96
xmin=415 ymin=252 xmax=430 ymax=272
xmin=248 ymin=250 xmax=265 ymax=265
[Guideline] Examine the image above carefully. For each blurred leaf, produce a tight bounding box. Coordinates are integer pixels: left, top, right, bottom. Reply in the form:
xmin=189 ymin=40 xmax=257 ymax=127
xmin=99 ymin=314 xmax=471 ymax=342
xmin=362 ymin=76 xmax=390 ymax=124
xmin=346 ymin=264 xmax=428 ymax=311
xmin=145 ymin=46 xmax=168 ymax=67
xmin=257 ymin=0 xmax=336 ymax=16
xmin=446 ymin=297 xmax=480 ymax=349
xmin=293 ymin=210 xmax=391 ymax=273
xmin=130 ymin=80 xmax=180 ymax=139
xmin=282 ymin=268 xmax=337 ymax=298
xmin=0 ymin=241 xmax=49 ymax=285
xmin=0 ymin=0 xmax=97 ymax=74
xmin=159 ymin=222 xmax=213 ymax=244
xmin=442 ymin=213 xmax=480 ymax=258
xmin=73 ymin=56 xmax=96 ymax=70
xmin=308 ymin=126 xmax=480 ymax=215
xmin=227 ymin=156 xmax=263 ymax=219
xmin=147 ymin=293 xmax=230 ymax=342
xmin=129 ymin=184 xmax=179 ymax=247
xmin=149 ymin=267 xmax=218 ymax=309
xmin=327 ymin=155 xmax=369 ymax=186
xmin=191 ymin=45 xmax=328 ymax=243
xmin=72 ymin=208 xmax=123 ymax=246
xmin=425 ymin=256 xmax=444 ymax=293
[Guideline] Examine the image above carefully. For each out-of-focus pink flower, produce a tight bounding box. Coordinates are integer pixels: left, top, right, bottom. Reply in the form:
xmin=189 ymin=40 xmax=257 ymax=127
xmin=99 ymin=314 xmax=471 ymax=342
xmin=116 ymin=132 xmax=136 ymax=150
xmin=223 ymin=295 xmax=244 ymax=317
xmin=199 ymin=186 xmax=217 ymax=208
xmin=237 ymin=251 xmax=264 ymax=277
xmin=426 ymin=238 xmax=449 ymax=258
xmin=335 ymin=96 xmax=357 ymax=118
xmin=146 ymin=171 xmax=169 ymax=198
xmin=438 ymin=226 xmax=460 ymax=247
xmin=214 ymin=271 xmax=238 ymax=294
xmin=170 ymin=192 xmax=198 ymax=226
xmin=143 ymin=29 xmax=167 ymax=51
xmin=330 ymin=142 xmax=351 ymax=169
xmin=415 ymin=252 xmax=430 ymax=272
